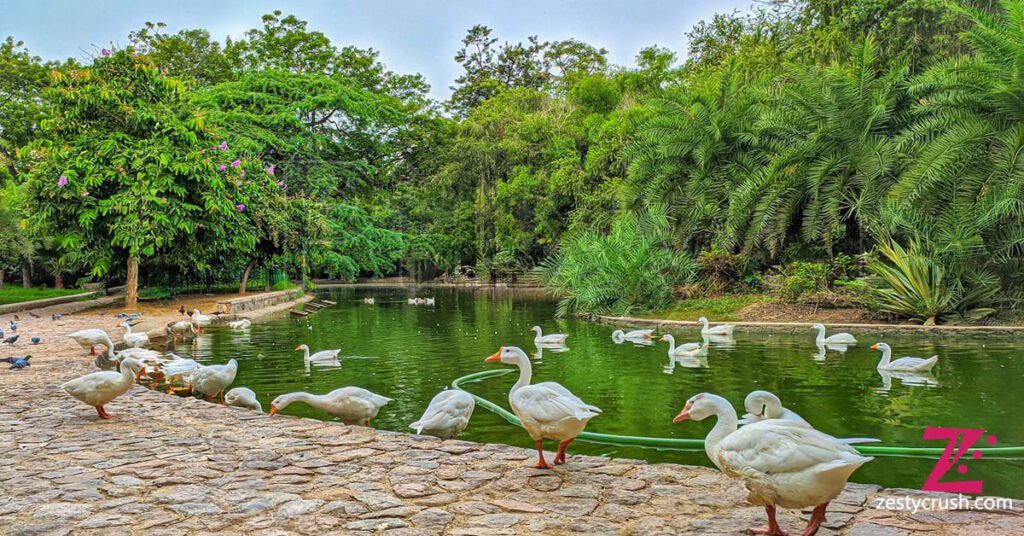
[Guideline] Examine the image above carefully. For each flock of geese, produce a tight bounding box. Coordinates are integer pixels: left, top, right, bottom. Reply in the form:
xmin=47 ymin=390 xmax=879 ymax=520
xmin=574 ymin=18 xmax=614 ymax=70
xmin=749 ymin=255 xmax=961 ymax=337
xmin=55 ymin=303 xmax=941 ymax=536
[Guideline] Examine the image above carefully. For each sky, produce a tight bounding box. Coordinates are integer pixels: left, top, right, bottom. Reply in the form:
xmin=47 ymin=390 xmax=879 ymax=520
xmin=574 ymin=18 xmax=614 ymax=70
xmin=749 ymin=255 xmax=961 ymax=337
xmin=1 ymin=0 xmax=752 ymax=100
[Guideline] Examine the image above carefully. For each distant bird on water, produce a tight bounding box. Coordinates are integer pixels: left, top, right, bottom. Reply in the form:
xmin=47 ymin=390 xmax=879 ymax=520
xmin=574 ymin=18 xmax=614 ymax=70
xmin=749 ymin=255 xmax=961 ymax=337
xmin=1 ymin=356 xmax=31 ymax=369
xmin=3 ymin=335 xmax=19 ymax=346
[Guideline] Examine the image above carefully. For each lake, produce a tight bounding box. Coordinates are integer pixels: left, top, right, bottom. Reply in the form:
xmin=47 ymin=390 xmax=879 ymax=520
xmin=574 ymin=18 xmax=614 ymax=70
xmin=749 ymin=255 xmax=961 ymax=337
xmin=168 ymin=286 xmax=1024 ymax=498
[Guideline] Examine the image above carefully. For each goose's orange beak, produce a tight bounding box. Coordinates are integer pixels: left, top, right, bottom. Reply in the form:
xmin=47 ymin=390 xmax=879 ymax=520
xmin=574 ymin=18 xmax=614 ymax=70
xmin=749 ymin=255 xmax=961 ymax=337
xmin=658 ymin=335 xmax=667 ymax=342
xmin=485 ymin=347 xmax=503 ymax=362
xmin=672 ymin=410 xmax=690 ymax=423
xmin=269 ymin=404 xmax=278 ymax=417
xmin=870 ymin=343 xmax=878 ymax=350
xmin=294 ymin=346 xmax=301 ymax=351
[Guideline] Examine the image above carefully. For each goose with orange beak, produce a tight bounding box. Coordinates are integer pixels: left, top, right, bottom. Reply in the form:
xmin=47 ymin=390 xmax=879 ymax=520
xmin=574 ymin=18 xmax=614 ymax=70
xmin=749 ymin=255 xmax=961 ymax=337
xmin=62 ymin=358 xmax=146 ymax=419
xmin=673 ymin=392 xmax=872 ymax=536
xmin=485 ymin=346 xmax=601 ymax=469
xmin=268 ymin=387 xmax=391 ymax=426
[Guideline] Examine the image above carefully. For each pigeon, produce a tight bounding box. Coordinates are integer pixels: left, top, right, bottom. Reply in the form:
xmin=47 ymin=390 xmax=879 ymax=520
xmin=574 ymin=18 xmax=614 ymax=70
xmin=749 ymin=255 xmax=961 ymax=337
xmin=52 ymin=313 xmax=64 ymax=321
xmin=31 ymin=337 xmax=40 ymax=345
xmin=0 ymin=329 xmax=4 ymax=339
xmin=179 ymin=305 xmax=186 ymax=315
xmin=114 ymin=313 xmax=127 ymax=319
xmin=28 ymin=311 xmax=40 ymax=318
xmin=13 ymin=315 xmax=19 ymax=321
xmin=1 ymin=356 xmax=31 ymax=369
xmin=9 ymin=321 xmax=16 ymax=332
xmin=3 ymin=335 xmax=18 ymax=345
xmin=187 ymin=310 xmax=194 ymax=317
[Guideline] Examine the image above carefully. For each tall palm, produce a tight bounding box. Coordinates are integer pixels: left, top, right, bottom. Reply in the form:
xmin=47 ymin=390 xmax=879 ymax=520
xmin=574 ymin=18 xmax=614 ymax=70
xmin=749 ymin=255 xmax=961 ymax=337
xmin=891 ymin=0 xmax=1024 ymax=304
xmin=625 ymin=61 xmax=766 ymax=252
xmin=726 ymin=37 xmax=909 ymax=258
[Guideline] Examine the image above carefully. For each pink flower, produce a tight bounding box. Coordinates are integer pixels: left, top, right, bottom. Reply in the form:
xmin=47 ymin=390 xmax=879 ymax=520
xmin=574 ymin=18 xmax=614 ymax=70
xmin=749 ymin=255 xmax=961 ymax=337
xmin=101 ymin=48 xmax=110 ymax=57
xmin=277 ymin=181 xmax=285 ymax=187
xmin=240 ymin=170 xmax=246 ymax=177
xmin=58 ymin=175 xmax=68 ymax=187
xmin=235 ymin=204 xmax=246 ymax=212
xmin=218 ymin=165 xmax=227 ymax=171
xmin=231 ymin=160 xmax=241 ymax=168
xmin=81 ymin=191 xmax=89 ymax=197
xmin=219 ymin=141 xmax=228 ymax=151
xmin=266 ymin=164 xmax=276 ymax=176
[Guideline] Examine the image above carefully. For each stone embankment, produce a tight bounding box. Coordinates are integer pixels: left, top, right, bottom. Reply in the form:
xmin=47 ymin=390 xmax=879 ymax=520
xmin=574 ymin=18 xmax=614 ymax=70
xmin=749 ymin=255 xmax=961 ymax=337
xmin=0 ymin=294 xmax=1020 ymax=535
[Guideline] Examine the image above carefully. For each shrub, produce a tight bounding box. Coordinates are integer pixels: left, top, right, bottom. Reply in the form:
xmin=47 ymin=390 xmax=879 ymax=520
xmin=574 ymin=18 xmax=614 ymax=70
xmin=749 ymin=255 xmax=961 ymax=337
xmin=539 ymin=207 xmax=698 ymax=317
xmin=775 ymin=261 xmax=830 ymax=304
xmin=865 ymin=240 xmax=996 ymax=325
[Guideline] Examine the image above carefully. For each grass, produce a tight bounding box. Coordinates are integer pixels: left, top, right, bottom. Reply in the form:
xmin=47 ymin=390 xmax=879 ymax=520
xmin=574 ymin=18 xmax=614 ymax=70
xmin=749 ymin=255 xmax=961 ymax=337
xmin=0 ymin=286 xmax=88 ymax=305
xmin=639 ymin=293 xmax=769 ymax=321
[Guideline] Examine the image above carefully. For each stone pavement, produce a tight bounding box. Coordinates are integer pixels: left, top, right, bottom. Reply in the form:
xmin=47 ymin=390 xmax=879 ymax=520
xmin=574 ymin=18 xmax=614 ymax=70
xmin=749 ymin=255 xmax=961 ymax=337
xmin=0 ymin=295 xmax=1021 ymax=535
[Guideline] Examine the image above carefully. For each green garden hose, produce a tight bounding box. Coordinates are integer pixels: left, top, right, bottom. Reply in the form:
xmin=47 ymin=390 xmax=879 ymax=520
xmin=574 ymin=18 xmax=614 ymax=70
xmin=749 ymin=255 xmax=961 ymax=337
xmin=452 ymin=369 xmax=1024 ymax=459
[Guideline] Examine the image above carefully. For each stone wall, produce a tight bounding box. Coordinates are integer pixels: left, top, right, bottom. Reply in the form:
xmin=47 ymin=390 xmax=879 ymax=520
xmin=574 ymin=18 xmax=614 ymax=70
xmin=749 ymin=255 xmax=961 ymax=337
xmin=217 ymin=289 xmax=303 ymax=314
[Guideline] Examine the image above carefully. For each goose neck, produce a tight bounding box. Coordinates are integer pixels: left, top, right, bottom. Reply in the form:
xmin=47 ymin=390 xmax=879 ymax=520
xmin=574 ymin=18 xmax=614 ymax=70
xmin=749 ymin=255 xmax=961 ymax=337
xmin=510 ymin=358 xmax=533 ymax=395
xmin=877 ymin=346 xmax=891 ymax=369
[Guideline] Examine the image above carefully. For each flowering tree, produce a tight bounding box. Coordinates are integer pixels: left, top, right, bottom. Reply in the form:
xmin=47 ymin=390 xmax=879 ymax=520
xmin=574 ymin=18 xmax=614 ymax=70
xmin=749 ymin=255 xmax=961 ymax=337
xmin=21 ymin=49 xmax=256 ymax=306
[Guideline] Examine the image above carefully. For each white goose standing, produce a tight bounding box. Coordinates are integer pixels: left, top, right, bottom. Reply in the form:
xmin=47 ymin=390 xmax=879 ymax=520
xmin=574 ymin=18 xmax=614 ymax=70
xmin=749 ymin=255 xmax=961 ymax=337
xmin=191 ymin=309 xmax=213 ymax=334
xmin=225 ymin=387 xmax=263 ymax=412
xmin=813 ymin=323 xmax=857 ymax=345
xmin=530 ymin=326 xmax=567 ymax=345
xmin=67 ymin=329 xmax=113 ymax=356
xmin=410 ymin=389 xmax=476 ymax=439
xmin=62 ymin=358 xmax=146 ymax=419
xmin=674 ymin=392 xmax=872 ymax=536
xmin=270 ymin=387 xmax=391 ymax=426
xmin=870 ymin=342 xmax=938 ymax=372
xmin=486 ymin=346 xmax=600 ymax=468
xmin=190 ymin=359 xmax=237 ymax=403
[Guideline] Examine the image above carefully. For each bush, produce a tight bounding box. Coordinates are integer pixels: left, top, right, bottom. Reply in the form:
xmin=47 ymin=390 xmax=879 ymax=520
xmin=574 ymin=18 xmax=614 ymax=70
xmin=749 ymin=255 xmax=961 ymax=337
xmin=697 ymin=249 xmax=752 ymax=293
xmin=539 ymin=207 xmax=698 ymax=317
xmin=866 ymin=240 xmax=996 ymax=325
xmin=775 ymin=261 xmax=830 ymax=304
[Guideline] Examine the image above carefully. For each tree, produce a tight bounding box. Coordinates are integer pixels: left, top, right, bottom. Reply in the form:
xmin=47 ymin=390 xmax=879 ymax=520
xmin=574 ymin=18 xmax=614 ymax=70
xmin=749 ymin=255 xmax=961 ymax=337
xmin=0 ymin=37 xmax=52 ymax=183
xmin=128 ymin=22 xmax=234 ymax=86
xmin=21 ymin=49 xmax=255 ymax=306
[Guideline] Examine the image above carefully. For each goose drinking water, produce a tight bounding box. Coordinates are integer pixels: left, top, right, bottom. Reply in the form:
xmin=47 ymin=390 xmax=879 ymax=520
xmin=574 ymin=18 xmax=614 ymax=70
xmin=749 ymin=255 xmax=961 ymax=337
xmin=269 ymin=387 xmax=391 ymax=426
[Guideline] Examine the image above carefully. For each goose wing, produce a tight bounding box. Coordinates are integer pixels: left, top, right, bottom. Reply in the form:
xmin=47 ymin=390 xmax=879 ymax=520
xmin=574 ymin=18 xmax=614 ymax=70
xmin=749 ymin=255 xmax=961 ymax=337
xmin=716 ymin=420 xmax=866 ymax=478
xmin=514 ymin=382 xmax=601 ymax=422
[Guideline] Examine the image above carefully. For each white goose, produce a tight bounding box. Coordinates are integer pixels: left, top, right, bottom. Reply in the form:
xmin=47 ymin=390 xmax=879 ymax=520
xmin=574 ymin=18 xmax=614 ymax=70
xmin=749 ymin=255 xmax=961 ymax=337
xmin=699 ymin=317 xmax=735 ymax=336
xmin=62 ymin=358 xmax=146 ymax=419
xmin=225 ymin=387 xmax=262 ymax=412
xmin=363 ymin=297 xmax=375 ymax=304
xmin=190 ymin=359 xmax=237 ymax=403
xmin=409 ymin=389 xmax=476 ymax=439
xmin=191 ymin=309 xmax=213 ymax=334
xmin=118 ymin=321 xmax=150 ymax=348
xmin=296 ymin=344 xmax=341 ymax=363
xmin=67 ymin=329 xmax=113 ymax=356
xmin=611 ymin=329 xmax=654 ymax=342
xmin=167 ymin=320 xmax=196 ymax=342
xmin=870 ymin=342 xmax=938 ymax=372
xmin=424 ymin=297 xmax=435 ymax=306
xmin=740 ymin=390 xmax=880 ymax=445
xmin=674 ymin=392 xmax=872 ymax=536
xmin=269 ymin=387 xmax=391 ymax=426
xmin=486 ymin=346 xmax=600 ymax=468
xmin=659 ymin=334 xmax=707 ymax=356
xmin=813 ymin=323 xmax=857 ymax=345
xmin=228 ymin=319 xmax=251 ymax=330
xmin=530 ymin=326 xmax=567 ymax=345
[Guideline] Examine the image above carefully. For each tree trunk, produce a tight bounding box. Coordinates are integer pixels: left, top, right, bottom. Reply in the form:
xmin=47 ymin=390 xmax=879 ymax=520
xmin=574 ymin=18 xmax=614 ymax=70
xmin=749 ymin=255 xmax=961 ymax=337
xmin=264 ymin=262 xmax=273 ymax=291
xmin=0 ymin=269 xmax=5 ymax=289
xmin=54 ymin=273 xmax=64 ymax=289
xmin=239 ymin=260 xmax=256 ymax=294
xmin=125 ymin=256 xmax=139 ymax=307
xmin=22 ymin=264 xmax=30 ymax=288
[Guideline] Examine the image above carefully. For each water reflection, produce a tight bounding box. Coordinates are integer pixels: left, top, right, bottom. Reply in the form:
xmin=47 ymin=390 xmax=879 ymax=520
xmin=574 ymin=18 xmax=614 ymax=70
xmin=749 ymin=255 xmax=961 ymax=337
xmin=876 ymin=369 xmax=939 ymax=393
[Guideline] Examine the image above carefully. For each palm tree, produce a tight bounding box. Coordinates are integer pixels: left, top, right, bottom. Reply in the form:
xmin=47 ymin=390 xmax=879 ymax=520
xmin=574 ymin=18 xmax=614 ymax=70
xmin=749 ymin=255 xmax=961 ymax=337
xmin=890 ymin=0 xmax=1024 ymax=306
xmin=725 ymin=37 xmax=909 ymax=258
xmin=625 ymin=61 xmax=766 ymax=252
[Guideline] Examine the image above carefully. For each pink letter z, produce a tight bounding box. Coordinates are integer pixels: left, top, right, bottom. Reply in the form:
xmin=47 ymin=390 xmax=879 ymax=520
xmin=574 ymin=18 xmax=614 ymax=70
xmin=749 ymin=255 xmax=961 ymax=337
xmin=922 ymin=427 xmax=984 ymax=494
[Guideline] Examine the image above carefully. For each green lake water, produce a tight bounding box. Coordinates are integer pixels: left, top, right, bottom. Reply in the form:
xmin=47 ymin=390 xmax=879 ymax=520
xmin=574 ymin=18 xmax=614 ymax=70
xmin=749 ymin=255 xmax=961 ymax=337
xmin=169 ymin=286 xmax=1024 ymax=498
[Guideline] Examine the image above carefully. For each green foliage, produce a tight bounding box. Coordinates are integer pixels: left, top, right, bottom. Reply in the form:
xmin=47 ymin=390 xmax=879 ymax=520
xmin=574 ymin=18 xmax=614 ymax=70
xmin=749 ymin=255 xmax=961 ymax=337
xmin=540 ymin=208 xmax=698 ymax=317
xmin=866 ymin=240 xmax=996 ymax=324
xmin=775 ymin=261 xmax=831 ymax=303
